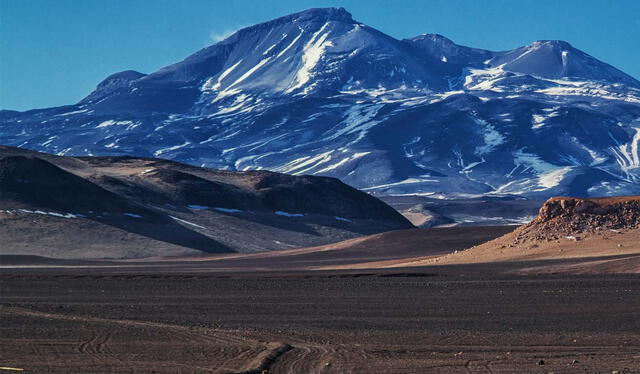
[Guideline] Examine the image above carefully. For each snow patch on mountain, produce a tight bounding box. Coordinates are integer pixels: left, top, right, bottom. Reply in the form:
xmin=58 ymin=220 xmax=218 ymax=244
xmin=474 ymin=118 xmax=505 ymax=156
xmin=287 ymin=22 xmax=334 ymax=94
xmin=2 ymin=7 xmax=640 ymax=199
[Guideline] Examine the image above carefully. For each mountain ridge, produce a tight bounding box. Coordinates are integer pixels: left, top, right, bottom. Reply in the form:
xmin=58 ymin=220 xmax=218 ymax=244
xmin=0 ymin=145 xmax=412 ymax=258
xmin=1 ymin=7 xmax=640 ymax=201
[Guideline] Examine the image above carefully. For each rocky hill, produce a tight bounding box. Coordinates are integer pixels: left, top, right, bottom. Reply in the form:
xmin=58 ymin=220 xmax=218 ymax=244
xmin=393 ymin=196 xmax=640 ymax=271
xmin=0 ymin=146 xmax=412 ymax=258
xmin=512 ymin=196 xmax=640 ymax=242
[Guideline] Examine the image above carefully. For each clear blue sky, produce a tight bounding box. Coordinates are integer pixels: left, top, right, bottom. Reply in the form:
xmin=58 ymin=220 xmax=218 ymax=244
xmin=1 ymin=0 xmax=639 ymax=111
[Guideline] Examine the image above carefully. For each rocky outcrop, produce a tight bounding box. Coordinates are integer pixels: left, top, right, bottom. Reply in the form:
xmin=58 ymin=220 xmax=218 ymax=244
xmin=513 ymin=196 xmax=640 ymax=242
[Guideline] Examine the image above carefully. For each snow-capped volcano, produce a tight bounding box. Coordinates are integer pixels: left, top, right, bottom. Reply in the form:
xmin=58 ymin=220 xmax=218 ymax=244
xmin=2 ymin=7 xmax=640 ymax=198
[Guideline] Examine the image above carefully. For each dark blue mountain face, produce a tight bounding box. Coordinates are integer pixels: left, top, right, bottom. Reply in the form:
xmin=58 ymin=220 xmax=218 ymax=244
xmin=2 ymin=7 xmax=640 ymax=198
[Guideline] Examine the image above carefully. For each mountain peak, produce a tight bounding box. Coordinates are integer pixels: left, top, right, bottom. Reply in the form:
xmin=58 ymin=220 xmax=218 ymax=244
xmin=291 ymin=7 xmax=353 ymax=22
xmin=407 ymin=33 xmax=491 ymax=65
xmin=531 ymin=39 xmax=574 ymax=50
xmin=410 ymin=33 xmax=455 ymax=44
xmin=490 ymin=39 xmax=639 ymax=85
xmin=82 ymin=70 xmax=146 ymax=104
xmin=228 ymin=7 xmax=354 ymax=37
xmin=96 ymin=70 xmax=146 ymax=88
xmin=5 ymin=8 xmax=640 ymax=202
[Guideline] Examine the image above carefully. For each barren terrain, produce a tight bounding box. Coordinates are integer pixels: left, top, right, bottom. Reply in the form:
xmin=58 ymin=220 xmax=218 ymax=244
xmin=0 ymin=146 xmax=411 ymax=258
xmin=0 ymin=226 xmax=514 ymax=272
xmin=2 ymin=190 xmax=640 ymax=373
xmin=1 ymin=270 xmax=639 ymax=373
xmin=393 ymin=196 xmax=640 ymax=273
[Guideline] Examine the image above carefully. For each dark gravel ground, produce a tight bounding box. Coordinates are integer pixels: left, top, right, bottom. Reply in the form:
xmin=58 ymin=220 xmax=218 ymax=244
xmin=1 ymin=269 xmax=640 ymax=373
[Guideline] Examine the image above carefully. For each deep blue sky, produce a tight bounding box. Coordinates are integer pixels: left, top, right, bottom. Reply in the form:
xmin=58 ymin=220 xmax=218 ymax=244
xmin=1 ymin=0 xmax=639 ymax=111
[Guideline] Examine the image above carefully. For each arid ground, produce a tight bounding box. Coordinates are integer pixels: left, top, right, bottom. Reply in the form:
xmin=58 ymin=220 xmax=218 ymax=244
xmin=2 ymin=265 xmax=639 ymax=374
xmin=2 ymin=198 xmax=640 ymax=373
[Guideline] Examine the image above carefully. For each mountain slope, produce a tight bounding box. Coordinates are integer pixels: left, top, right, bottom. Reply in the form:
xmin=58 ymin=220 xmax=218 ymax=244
xmin=0 ymin=146 xmax=412 ymax=258
xmin=1 ymin=7 xmax=640 ymax=199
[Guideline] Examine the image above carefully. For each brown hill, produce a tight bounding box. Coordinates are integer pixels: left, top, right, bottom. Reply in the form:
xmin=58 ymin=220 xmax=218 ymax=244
xmin=0 ymin=155 xmax=151 ymax=216
xmin=0 ymin=146 xmax=412 ymax=259
xmin=391 ymin=196 xmax=640 ymax=273
xmin=516 ymin=196 xmax=640 ymax=241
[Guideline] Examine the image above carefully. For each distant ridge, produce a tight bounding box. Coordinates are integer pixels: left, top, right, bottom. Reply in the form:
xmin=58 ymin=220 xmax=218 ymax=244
xmin=2 ymin=7 xmax=640 ymax=203
xmin=0 ymin=146 xmax=412 ymax=259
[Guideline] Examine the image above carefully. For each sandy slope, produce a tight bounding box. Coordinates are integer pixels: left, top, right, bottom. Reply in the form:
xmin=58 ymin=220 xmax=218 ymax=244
xmin=0 ymin=226 xmax=515 ymax=271
xmin=391 ymin=196 xmax=640 ymax=273
xmin=391 ymin=229 xmax=640 ymax=270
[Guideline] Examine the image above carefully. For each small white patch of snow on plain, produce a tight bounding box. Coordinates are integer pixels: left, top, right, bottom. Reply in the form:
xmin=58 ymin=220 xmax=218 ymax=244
xmin=15 ymin=209 xmax=79 ymax=219
xmin=123 ymin=213 xmax=143 ymax=219
xmin=275 ymin=211 xmax=305 ymax=217
xmin=214 ymin=207 xmax=243 ymax=213
xmin=169 ymin=216 xmax=206 ymax=229
xmin=187 ymin=205 xmax=209 ymax=210
xmin=334 ymin=216 xmax=352 ymax=222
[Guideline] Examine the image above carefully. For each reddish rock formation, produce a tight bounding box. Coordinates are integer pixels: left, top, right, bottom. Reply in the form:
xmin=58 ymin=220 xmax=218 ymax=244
xmin=513 ymin=196 xmax=640 ymax=243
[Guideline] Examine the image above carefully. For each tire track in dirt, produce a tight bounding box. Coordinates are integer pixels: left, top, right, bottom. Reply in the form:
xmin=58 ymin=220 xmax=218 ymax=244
xmin=29 ymin=341 xmax=55 ymax=372
xmin=95 ymin=333 xmax=111 ymax=354
xmin=4 ymin=305 xmax=634 ymax=373
xmin=465 ymin=359 xmax=490 ymax=374
xmin=267 ymin=336 xmax=339 ymax=374
xmin=226 ymin=342 xmax=292 ymax=374
xmin=75 ymin=329 xmax=120 ymax=368
xmin=77 ymin=332 xmax=99 ymax=355
xmin=1 ymin=305 xmax=292 ymax=374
